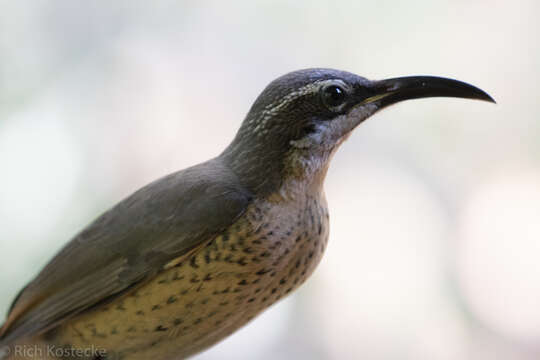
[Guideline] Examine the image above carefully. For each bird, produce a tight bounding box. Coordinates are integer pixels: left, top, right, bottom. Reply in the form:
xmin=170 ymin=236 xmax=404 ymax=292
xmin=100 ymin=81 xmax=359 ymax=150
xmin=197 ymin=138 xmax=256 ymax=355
xmin=0 ymin=68 xmax=494 ymax=360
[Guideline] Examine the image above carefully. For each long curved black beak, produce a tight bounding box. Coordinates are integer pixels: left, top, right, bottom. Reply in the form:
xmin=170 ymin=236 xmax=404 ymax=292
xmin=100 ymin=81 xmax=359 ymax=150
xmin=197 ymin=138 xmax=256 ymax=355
xmin=364 ymin=76 xmax=495 ymax=108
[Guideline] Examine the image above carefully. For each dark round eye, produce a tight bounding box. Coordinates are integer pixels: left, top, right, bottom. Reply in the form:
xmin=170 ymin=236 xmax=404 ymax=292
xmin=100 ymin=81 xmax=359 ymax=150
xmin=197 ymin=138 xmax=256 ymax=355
xmin=321 ymin=84 xmax=348 ymax=109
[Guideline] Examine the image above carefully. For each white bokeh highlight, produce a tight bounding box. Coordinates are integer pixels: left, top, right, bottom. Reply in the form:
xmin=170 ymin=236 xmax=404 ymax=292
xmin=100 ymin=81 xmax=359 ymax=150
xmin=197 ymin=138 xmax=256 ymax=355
xmin=457 ymin=170 xmax=540 ymax=343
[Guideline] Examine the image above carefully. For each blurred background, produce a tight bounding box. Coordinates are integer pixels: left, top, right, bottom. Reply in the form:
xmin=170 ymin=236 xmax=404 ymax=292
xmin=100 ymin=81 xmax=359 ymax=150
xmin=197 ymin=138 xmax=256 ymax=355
xmin=0 ymin=1 xmax=538 ymax=359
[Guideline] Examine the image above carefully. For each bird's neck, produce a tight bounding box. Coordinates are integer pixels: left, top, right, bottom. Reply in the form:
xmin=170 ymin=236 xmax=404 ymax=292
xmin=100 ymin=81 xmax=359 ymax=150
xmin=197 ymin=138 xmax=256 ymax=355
xmin=221 ymin=141 xmax=333 ymax=201
xmin=278 ymin=147 xmax=333 ymax=200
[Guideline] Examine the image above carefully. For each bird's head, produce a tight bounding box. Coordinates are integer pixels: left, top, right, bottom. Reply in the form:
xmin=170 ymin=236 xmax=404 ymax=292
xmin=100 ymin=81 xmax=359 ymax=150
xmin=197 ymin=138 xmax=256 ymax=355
xmin=222 ymin=68 xmax=494 ymax=196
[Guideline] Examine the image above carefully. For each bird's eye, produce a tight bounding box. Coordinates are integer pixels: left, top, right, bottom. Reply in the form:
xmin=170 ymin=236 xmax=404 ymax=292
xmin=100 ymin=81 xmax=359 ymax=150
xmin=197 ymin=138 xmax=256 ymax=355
xmin=321 ymin=84 xmax=348 ymax=110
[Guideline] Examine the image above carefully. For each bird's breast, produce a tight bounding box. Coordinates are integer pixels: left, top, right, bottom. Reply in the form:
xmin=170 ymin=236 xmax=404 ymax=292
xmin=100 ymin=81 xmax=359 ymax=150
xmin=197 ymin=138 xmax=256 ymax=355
xmin=43 ymin=192 xmax=330 ymax=360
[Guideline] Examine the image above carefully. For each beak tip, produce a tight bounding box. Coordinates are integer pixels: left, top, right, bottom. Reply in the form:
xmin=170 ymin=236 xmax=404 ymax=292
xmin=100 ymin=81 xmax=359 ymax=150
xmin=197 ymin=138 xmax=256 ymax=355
xmin=476 ymin=90 xmax=496 ymax=104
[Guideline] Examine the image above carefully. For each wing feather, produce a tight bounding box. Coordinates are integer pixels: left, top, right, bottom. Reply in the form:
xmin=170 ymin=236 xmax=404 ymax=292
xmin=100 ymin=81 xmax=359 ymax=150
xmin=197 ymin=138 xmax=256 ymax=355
xmin=0 ymin=158 xmax=252 ymax=344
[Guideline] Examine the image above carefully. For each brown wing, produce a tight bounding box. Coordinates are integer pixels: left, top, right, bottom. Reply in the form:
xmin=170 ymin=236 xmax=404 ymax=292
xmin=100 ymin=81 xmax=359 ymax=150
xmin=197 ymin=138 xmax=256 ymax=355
xmin=0 ymin=158 xmax=252 ymax=345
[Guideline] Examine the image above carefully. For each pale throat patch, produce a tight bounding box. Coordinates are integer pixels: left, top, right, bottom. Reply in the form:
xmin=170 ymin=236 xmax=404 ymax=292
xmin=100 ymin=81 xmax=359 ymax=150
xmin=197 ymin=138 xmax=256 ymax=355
xmin=286 ymin=102 xmax=379 ymax=184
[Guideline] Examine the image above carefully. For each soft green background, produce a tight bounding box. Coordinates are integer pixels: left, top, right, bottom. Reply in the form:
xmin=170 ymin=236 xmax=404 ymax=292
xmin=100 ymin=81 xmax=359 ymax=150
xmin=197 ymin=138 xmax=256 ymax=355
xmin=1 ymin=1 xmax=539 ymax=359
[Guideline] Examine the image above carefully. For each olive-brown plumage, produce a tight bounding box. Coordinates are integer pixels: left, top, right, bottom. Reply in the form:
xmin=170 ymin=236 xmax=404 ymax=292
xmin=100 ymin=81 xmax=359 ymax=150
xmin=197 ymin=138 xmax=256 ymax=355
xmin=0 ymin=68 xmax=494 ymax=360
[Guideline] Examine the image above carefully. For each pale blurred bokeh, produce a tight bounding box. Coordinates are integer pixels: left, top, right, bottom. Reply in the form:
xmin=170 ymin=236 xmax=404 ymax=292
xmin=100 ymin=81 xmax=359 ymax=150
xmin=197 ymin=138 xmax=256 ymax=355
xmin=0 ymin=1 xmax=538 ymax=359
